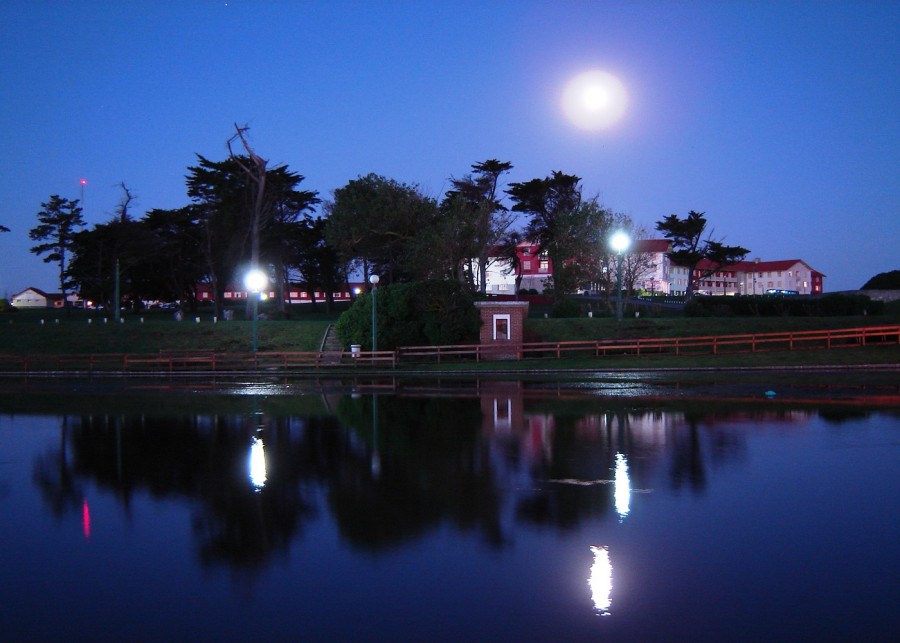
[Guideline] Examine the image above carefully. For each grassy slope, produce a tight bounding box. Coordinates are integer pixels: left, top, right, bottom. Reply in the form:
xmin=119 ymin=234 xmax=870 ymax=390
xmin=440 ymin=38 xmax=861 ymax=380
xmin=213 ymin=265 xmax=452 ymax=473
xmin=1 ymin=308 xmax=898 ymax=370
xmin=0 ymin=311 xmax=331 ymax=354
xmin=524 ymin=314 xmax=900 ymax=342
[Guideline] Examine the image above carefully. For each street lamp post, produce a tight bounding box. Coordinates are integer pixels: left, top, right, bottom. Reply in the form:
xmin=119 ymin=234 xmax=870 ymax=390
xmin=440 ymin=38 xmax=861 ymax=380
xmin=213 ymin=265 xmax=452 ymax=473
xmin=369 ymin=274 xmax=380 ymax=352
xmin=244 ymin=268 xmax=268 ymax=353
xmin=609 ymin=231 xmax=631 ymax=321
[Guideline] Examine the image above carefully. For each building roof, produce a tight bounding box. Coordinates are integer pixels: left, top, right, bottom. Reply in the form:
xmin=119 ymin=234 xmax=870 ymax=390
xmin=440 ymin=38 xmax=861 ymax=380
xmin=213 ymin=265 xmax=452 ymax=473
xmin=11 ymin=286 xmax=51 ymax=298
xmin=673 ymin=258 xmax=826 ymax=277
xmin=731 ymin=259 xmax=825 ymax=276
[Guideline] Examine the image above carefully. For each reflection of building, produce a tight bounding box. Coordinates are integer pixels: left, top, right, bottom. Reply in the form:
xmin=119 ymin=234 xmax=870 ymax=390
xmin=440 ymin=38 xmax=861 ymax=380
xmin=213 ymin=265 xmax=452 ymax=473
xmin=480 ymin=382 xmax=525 ymax=434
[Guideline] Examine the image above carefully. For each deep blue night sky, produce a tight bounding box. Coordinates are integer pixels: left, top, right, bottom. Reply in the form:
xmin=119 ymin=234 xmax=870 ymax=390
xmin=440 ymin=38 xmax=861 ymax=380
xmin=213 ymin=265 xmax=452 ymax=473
xmin=1 ymin=0 xmax=897 ymax=295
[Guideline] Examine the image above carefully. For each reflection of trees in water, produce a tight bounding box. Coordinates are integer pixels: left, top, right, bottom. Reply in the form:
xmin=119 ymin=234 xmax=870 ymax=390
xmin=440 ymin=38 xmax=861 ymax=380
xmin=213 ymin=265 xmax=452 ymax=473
xmin=33 ymin=417 xmax=84 ymax=520
xmin=29 ymin=394 xmax=829 ymax=573
xmin=331 ymin=395 xmax=506 ymax=549
xmin=669 ymin=418 xmax=706 ymax=492
xmin=42 ymin=412 xmax=323 ymax=571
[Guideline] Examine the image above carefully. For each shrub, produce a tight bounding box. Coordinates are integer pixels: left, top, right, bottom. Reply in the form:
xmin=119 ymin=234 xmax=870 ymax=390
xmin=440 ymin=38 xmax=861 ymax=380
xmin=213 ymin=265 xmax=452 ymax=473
xmin=551 ymin=299 xmax=581 ymax=318
xmin=335 ymin=280 xmax=480 ymax=350
xmin=0 ymin=299 xmax=16 ymax=313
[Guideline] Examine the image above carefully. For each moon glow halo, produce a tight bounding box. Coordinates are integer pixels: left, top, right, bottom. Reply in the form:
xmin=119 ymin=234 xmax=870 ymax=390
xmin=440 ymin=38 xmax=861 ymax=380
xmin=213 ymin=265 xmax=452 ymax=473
xmin=562 ymin=70 xmax=628 ymax=130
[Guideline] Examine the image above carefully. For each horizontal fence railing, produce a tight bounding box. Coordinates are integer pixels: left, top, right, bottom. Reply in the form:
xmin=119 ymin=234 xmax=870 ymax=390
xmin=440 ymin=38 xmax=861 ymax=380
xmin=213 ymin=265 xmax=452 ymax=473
xmin=0 ymin=325 xmax=897 ymax=374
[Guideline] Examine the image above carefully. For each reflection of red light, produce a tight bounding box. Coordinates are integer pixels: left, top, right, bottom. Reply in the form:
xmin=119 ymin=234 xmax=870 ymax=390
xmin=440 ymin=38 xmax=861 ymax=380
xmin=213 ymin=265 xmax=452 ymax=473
xmin=82 ymin=498 xmax=91 ymax=540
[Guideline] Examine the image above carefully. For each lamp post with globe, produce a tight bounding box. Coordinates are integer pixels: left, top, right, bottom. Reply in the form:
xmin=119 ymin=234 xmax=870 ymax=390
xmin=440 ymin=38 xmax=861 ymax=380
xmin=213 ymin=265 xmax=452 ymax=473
xmin=609 ymin=231 xmax=631 ymax=321
xmin=244 ymin=268 xmax=268 ymax=353
xmin=369 ymin=274 xmax=380 ymax=352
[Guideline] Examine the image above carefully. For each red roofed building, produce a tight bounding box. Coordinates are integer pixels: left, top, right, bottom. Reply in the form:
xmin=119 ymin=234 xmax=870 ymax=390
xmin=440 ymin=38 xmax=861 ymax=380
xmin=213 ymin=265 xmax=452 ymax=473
xmin=476 ymin=237 xmax=825 ymax=297
xmin=671 ymin=257 xmax=825 ymax=296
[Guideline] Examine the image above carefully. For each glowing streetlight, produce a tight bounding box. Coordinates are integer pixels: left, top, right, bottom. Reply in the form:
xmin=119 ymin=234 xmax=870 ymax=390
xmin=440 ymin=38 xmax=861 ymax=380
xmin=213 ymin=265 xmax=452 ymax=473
xmin=244 ymin=268 xmax=268 ymax=352
xmin=369 ymin=274 xmax=380 ymax=352
xmin=609 ymin=231 xmax=631 ymax=321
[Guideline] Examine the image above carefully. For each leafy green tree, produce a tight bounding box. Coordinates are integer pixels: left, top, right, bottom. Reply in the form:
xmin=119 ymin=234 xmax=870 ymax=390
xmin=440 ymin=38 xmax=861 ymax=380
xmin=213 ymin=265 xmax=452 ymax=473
xmin=289 ymin=215 xmax=344 ymax=313
xmin=440 ymin=159 xmax=515 ymax=293
xmin=186 ymin=155 xmax=318 ymax=317
xmin=508 ymin=173 xmax=613 ymax=299
xmin=187 ymin=155 xmax=250 ymax=316
xmin=29 ymin=195 xmax=86 ymax=305
xmin=139 ymin=207 xmax=206 ymax=308
xmin=67 ymin=218 xmax=150 ymax=309
xmin=655 ymin=210 xmax=749 ymax=300
xmin=325 ymin=174 xmax=439 ymax=284
xmin=335 ymin=280 xmax=480 ymax=350
xmin=261 ymin=169 xmax=320 ymax=314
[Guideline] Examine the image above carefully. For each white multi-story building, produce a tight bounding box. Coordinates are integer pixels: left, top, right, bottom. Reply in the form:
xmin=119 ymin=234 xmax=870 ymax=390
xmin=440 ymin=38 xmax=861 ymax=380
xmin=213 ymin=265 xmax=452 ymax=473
xmin=476 ymin=239 xmax=826 ymax=297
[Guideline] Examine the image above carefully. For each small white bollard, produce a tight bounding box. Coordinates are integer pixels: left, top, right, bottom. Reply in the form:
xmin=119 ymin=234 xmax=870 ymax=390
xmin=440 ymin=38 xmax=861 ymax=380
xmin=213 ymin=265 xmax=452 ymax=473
xmin=588 ymin=311 xmax=593 ymax=318
xmin=55 ymin=319 xmax=60 ymax=324
xmin=40 ymin=319 xmax=45 ymax=325
xmin=140 ymin=317 xmax=144 ymax=323
xmin=87 ymin=318 xmax=92 ymax=325
xmin=213 ymin=316 xmax=217 ymax=323
xmin=103 ymin=318 xmax=108 ymax=324
xmin=119 ymin=318 xmax=125 ymax=323
xmin=195 ymin=317 xmax=200 ymax=323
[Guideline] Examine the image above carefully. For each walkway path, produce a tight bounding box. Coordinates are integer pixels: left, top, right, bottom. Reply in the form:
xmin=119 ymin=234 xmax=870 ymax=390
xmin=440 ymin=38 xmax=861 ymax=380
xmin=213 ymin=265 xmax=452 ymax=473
xmin=319 ymin=324 xmax=344 ymax=364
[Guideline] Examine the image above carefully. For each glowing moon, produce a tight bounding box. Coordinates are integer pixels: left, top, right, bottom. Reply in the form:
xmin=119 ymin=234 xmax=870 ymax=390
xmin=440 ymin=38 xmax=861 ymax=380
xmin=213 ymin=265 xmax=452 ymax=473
xmin=562 ymin=70 xmax=628 ymax=130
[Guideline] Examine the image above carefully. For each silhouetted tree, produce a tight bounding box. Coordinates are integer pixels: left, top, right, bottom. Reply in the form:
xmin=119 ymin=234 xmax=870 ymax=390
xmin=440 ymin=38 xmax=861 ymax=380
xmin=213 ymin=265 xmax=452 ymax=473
xmin=441 ymin=159 xmax=515 ymax=293
xmin=29 ymin=195 xmax=86 ymax=305
xmin=655 ymin=210 xmax=749 ymax=300
xmin=861 ymin=270 xmax=900 ymax=290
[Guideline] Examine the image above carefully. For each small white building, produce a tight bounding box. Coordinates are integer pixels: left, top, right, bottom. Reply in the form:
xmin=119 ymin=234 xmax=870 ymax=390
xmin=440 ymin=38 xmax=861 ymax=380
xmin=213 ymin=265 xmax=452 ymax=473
xmin=9 ymin=287 xmax=75 ymax=308
xmin=11 ymin=287 xmax=55 ymax=308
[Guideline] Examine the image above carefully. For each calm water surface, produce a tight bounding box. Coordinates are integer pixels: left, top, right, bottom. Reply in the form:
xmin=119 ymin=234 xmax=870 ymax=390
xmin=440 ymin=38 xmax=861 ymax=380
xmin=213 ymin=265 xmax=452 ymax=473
xmin=0 ymin=378 xmax=898 ymax=641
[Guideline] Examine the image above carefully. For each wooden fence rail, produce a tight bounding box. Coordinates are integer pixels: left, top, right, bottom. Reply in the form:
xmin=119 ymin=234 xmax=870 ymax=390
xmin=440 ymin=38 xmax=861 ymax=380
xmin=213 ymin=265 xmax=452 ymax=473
xmin=0 ymin=325 xmax=896 ymax=374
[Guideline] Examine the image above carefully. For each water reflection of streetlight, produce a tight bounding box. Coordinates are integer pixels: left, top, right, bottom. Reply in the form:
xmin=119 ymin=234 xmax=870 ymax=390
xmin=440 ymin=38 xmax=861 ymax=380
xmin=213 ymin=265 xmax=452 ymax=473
xmin=244 ymin=268 xmax=268 ymax=353
xmin=609 ymin=231 xmax=630 ymax=321
xmin=614 ymin=452 xmax=630 ymax=521
xmin=249 ymin=436 xmax=267 ymax=490
xmin=371 ymin=394 xmax=381 ymax=478
xmin=589 ymin=545 xmax=613 ymax=615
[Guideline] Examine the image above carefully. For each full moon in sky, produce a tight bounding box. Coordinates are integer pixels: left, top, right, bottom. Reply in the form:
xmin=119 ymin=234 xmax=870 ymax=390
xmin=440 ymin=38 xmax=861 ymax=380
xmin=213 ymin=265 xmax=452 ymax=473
xmin=561 ymin=70 xmax=628 ymax=130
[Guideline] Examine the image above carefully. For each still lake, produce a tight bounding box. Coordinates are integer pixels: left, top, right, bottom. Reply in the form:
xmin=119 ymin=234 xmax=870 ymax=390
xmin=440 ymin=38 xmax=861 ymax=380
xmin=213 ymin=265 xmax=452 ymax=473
xmin=1 ymin=375 xmax=898 ymax=641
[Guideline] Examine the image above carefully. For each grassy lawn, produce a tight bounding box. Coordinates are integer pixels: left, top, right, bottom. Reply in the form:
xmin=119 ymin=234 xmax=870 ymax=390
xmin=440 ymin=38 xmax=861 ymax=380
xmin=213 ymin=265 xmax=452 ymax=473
xmin=525 ymin=314 xmax=900 ymax=342
xmin=1 ymin=309 xmax=331 ymax=354
xmin=1 ymin=307 xmax=898 ymax=371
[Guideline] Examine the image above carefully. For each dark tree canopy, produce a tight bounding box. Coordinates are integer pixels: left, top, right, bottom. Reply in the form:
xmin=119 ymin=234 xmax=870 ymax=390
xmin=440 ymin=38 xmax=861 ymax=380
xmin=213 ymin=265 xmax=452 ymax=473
xmin=186 ymin=154 xmax=318 ymax=317
xmin=440 ymin=159 xmax=515 ymax=293
xmin=655 ymin=210 xmax=749 ymax=299
xmin=508 ymin=172 xmax=613 ymax=298
xmin=861 ymin=270 xmax=900 ymax=290
xmin=325 ymin=173 xmax=438 ymax=284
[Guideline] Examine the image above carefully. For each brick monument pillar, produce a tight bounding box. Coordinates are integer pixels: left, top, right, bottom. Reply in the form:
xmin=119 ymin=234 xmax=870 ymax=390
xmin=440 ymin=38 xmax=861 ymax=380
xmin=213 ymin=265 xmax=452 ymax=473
xmin=474 ymin=301 xmax=529 ymax=360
